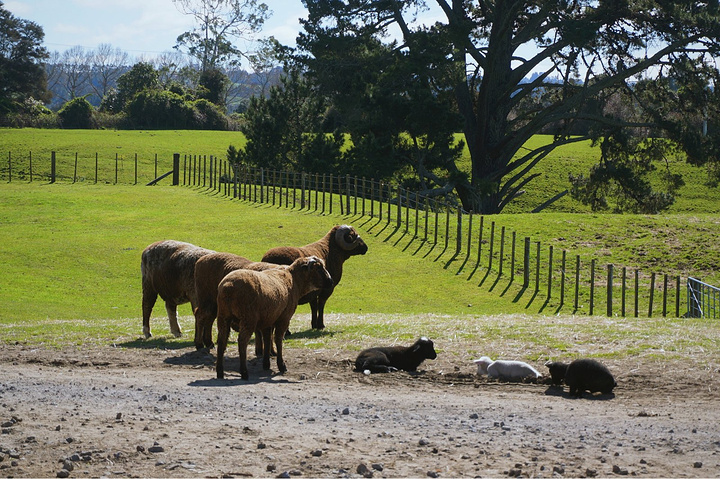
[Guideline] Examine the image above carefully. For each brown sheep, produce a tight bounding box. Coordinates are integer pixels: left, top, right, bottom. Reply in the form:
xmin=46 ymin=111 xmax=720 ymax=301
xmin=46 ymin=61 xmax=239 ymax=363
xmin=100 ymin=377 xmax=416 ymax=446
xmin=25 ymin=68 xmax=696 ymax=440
xmin=141 ymin=240 xmax=214 ymax=339
xmin=215 ymin=256 xmax=333 ymax=380
xmin=261 ymin=225 xmax=368 ymax=329
xmin=192 ymin=252 xmax=285 ymax=352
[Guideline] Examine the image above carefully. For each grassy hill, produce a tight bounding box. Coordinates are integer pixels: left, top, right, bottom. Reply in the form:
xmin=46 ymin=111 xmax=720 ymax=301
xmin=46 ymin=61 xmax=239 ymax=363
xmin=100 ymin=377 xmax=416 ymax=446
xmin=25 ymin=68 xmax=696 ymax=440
xmin=2 ymin=129 xmax=720 ymax=355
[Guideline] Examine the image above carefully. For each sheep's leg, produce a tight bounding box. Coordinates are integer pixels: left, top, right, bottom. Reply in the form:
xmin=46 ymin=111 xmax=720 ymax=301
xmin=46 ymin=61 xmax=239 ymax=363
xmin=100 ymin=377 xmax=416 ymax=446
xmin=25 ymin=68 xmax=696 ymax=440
xmin=309 ymin=294 xmax=323 ymax=329
xmin=193 ymin=303 xmax=216 ymax=351
xmin=254 ymin=328 xmax=264 ymax=357
xmin=165 ymin=301 xmax=183 ymax=338
xmin=311 ymin=291 xmax=330 ymax=329
xmin=261 ymin=327 xmax=273 ymax=370
xmin=141 ymin=288 xmax=158 ymax=339
xmin=237 ymin=327 xmax=254 ymax=380
xmin=215 ymin=316 xmax=230 ymax=379
xmin=274 ymin=326 xmax=287 ymax=374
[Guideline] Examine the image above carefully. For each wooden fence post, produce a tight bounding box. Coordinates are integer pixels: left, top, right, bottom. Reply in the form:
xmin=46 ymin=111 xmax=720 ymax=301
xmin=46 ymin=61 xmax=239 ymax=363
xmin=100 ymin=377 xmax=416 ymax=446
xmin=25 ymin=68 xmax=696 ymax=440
xmin=547 ymin=245 xmax=553 ymax=299
xmin=7 ymin=152 xmax=11 ymax=183
xmin=634 ymin=269 xmax=639 ymax=318
xmin=499 ymin=226 xmax=506 ymax=277
xmin=476 ymin=216 xmax=484 ymax=270
xmin=51 ymin=151 xmax=56 ymax=183
xmin=560 ymin=249 xmax=566 ymax=306
xmin=329 ymin=174 xmax=334 ymax=214
xmin=589 ymin=259 xmax=596 ymax=315
xmin=346 ymin=174 xmax=351 ymax=215
xmin=466 ymin=213 xmax=473 ymax=260
xmin=676 ymin=276 xmax=681 ymax=318
xmin=456 ymin=209 xmax=462 ymax=256
xmin=444 ymin=208 xmax=450 ymax=251
xmin=511 ymin=232 xmax=517 ymax=284
xmin=622 ymin=267 xmax=627 ymax=317
xmin=29 ymin=151 xmax=33 ymax=182
xmin=607 ymin=264 xmax=614 ymax=317
xmin=523 ymin=237 xmax=531 ymax=289
xmin=574 ymin=255 xmax=580 ymax=312
xmin=649 ymin=272 xmax=656 ymax=317
xmin=663 ymin=274 xmax=668 ymax=317
xmin=488 ymin=221 xmax=495 ymax=271
xmin=73 ymin=152 xmax=78 ymax=183
xmin=535 ymin=242 xmax=541 ymax=294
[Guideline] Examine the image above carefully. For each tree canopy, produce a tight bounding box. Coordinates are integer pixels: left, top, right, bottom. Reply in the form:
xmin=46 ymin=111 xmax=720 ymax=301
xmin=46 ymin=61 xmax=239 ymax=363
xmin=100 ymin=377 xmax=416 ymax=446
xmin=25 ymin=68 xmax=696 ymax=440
xmin=0 ymin=1 xmax=51 ymax=114
xmin=296 ymin=0 xmax=720 ymax=214
xmin=173 ymin=0 xmax=271 ymax=72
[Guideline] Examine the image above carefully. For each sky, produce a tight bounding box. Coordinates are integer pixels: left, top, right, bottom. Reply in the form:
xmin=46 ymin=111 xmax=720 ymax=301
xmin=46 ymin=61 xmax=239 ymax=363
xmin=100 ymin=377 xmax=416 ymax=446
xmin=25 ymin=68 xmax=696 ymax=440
xmin=5 ymin=0 xmax=309 ymax=61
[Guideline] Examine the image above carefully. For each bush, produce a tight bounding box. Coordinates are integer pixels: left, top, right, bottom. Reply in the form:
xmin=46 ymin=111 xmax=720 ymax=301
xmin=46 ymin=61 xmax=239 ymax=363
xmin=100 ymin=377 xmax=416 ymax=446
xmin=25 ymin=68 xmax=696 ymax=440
xmin=125 ymin=90 xmax=194 ymax=129
xmin=58 ymin=97 xmax=94 ymax=129
xmin=191 ymin=99 xmax=228 ymax=130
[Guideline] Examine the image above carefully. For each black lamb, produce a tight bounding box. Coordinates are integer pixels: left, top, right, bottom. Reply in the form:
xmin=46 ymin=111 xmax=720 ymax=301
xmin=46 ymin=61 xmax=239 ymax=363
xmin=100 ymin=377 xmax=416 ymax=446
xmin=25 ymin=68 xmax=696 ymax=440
xmin=565 ymin=358 xmax=617 ymax=397
xmin=355 ymin=337 xmax=437 ymax=373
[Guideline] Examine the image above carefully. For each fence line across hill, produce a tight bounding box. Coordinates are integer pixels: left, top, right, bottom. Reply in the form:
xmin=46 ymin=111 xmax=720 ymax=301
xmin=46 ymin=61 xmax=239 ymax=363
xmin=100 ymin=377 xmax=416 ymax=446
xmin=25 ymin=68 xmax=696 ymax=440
xmin=3 ymin=150 xmax=702 ymax=319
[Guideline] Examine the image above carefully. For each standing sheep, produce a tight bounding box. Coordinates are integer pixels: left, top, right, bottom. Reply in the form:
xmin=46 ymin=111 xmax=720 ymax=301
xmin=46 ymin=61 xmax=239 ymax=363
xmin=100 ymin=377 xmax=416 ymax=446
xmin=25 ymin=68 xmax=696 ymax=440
xmin=215 ymin=256 xmax=333 ymax=380
xmin=141 ymin=240 xmax=214 ymax=339
xmin=354 ymin=337 xmax=438 ymax=373
xmin=261 ymin=225 xmax=368 ymax=330
xmin=474 ymin=357 xmax=542 ymax=381
xmin=192 ymin=251 xmax=285 ymax=351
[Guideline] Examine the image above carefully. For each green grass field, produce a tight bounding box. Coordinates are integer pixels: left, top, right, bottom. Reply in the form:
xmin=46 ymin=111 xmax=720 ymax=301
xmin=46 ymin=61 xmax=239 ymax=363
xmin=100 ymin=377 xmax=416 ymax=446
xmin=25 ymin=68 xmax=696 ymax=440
xmin=1 ymin=129 xmax=719 ymax=360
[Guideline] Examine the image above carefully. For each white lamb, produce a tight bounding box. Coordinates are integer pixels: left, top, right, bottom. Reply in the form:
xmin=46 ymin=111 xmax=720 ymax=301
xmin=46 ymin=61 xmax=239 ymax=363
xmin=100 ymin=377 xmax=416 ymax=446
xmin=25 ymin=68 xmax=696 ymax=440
xmin=474 ymin=356 xmax=542 ymax=381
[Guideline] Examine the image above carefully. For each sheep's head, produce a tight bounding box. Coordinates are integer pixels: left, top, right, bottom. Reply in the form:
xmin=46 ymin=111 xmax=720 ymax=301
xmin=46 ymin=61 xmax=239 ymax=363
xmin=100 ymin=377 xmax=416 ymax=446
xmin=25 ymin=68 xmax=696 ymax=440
xmin=473 ymin=356 xmax=494 ymax=375
xmin=334 ymin=225 xmax=369 ymax=255
xmin=545 ymin=361 xmax=569 ymax=385
xmin=297 ymin=255 xmax=334 ymax=290
xmin=411 ymin=337 xmax=437 ymax=360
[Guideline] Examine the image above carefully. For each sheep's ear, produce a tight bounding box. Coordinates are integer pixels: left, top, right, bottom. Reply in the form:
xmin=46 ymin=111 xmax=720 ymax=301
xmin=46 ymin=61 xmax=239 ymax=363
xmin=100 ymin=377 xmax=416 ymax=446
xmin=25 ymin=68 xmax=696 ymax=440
xmin=411 ymin=344 xmax=421 ymax=353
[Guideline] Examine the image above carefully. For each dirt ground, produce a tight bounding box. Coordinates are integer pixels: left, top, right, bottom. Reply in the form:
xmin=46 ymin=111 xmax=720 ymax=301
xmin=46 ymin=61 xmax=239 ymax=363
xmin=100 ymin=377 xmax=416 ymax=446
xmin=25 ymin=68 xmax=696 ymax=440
xmin=1 ymin=339 xmax=719 ymax=479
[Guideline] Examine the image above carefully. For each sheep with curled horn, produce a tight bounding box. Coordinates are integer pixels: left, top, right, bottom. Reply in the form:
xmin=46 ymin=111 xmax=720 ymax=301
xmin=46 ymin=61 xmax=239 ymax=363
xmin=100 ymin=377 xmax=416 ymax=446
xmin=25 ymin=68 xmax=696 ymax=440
xmin=192 ymin=251 xmax=287 ymax=352
xmin=141 ymin=240 xmax=214 ymax=339
xmin=261 ymin=225 xmax=368 ymax=330
xmin=215 ymin=255 xmax=333 ymax=380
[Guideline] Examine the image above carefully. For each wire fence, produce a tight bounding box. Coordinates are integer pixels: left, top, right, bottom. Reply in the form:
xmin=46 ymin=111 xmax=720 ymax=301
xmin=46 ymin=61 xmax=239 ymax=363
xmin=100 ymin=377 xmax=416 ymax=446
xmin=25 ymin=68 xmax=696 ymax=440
xmin=3 ymin=150 xmax=700 ymax=318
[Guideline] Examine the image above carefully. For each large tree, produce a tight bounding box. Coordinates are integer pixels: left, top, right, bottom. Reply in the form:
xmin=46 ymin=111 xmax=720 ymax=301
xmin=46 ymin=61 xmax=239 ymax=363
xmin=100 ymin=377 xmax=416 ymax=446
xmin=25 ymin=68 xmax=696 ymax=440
xmin=0 ymin=1 xmax=51 ymax=114
xmin=173 ymin=0 xmax=271 ymax=72
xmin=299 ymin=0 xmax=720 ymax=214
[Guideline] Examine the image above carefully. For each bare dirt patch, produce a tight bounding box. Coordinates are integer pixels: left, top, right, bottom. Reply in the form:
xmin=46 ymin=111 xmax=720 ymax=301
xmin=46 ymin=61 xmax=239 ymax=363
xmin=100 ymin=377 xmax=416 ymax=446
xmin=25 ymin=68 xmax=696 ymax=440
xmin=1 ymin=342 xmax=719 ymax=478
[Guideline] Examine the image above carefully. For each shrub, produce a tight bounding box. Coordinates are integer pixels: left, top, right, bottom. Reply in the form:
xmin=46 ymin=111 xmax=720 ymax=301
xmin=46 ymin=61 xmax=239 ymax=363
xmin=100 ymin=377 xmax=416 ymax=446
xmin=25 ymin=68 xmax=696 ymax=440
xmin=191 ymin=99 xmax=228 ymax=130
xmin=58 ymin=97 xmax=94 ymax=129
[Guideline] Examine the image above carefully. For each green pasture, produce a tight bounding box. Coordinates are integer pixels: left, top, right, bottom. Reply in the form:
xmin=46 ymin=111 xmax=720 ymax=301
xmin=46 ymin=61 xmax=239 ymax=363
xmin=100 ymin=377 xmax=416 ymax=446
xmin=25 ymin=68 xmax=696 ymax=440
xmin=1 ymin=182 xmax=719 ymax=364
xmin=3 ymin=129 xmax=720 ymax=214
xmin=1 ymin=128 xmax=720 ymax=363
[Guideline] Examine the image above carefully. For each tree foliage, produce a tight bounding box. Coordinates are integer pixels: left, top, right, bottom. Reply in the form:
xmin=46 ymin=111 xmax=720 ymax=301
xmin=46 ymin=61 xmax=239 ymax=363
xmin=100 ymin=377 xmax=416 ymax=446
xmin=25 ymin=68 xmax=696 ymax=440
xmin=173 ymin=0 xmax=271 ymax=72
xmin=297 ymin=0 xmax=720 ymax=214
xmin=0 ymin=1 xmax=51 ymax=114
xmin=58 ymin=96 xmax=94 ymax=129
xmin=238 ymin=70 xmax=343 ymax=172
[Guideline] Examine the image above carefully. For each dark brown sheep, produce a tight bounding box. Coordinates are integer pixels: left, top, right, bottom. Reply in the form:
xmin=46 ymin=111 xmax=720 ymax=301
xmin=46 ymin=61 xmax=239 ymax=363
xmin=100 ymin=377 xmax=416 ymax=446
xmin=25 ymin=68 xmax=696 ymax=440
xmin=215 ymin=256 xmax=333 ymax=380
xmin=192 ymin=252 xmax=285 ymax=351
xmin=261 ymin=225 xmax=368 ymax=329
xmin=141 ymin=240 xmax=214 ymax=339
xmin=354 ymin=337 xmax=438 ymax=374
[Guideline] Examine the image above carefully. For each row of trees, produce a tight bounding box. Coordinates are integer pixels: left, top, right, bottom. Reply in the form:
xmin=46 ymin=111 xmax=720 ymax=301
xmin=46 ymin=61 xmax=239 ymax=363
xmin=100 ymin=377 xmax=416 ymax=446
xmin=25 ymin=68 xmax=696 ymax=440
xmin=2 ymin=0 xmax=720 ymax=214
xmin=0 ymin=0 xmax=279 ymax=129
xmin=236 ymin=0 xmax=720 ymax=215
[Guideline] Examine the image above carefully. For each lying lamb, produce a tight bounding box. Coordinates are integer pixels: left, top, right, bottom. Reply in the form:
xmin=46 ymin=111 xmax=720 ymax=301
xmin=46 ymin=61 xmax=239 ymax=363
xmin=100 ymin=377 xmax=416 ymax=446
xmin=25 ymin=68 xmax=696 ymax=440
xmin=354 ymin=337 xmax=437 ymax=374
xmin=474 ymin=356 xmax=542 ymax=381
xmin=564 ymin=358 xmax=616 ymax=397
